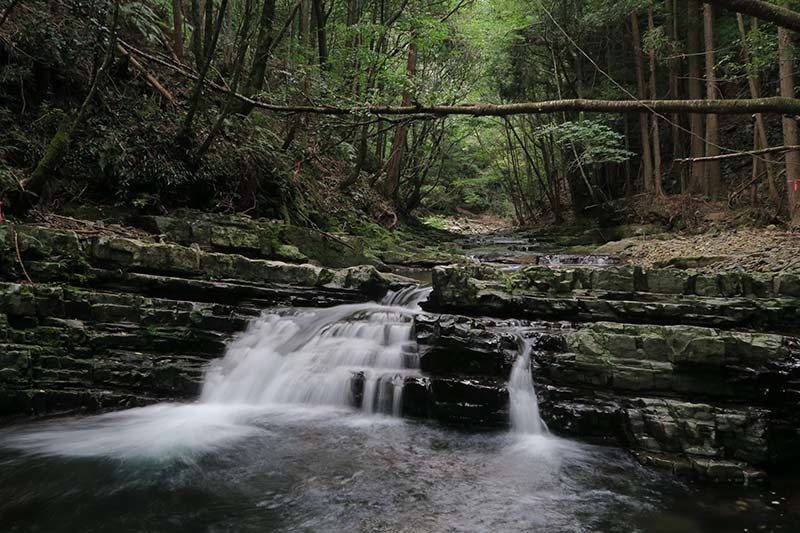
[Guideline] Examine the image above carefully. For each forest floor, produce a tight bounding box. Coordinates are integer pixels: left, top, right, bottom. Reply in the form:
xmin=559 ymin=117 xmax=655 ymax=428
xmin=425 ymin=210 xmax=800 ymax=274
xmin=595 ymin=226 xmax=800 ymax=273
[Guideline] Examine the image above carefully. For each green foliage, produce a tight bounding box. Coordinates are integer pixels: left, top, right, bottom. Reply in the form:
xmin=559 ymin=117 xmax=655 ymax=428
xmin=121 ymin=1 xmax=167 ymax=44
xmin=536 ymin=120 xmax=633 ymax=166
xmin=421 ymin=215 xmax=448 ymax=230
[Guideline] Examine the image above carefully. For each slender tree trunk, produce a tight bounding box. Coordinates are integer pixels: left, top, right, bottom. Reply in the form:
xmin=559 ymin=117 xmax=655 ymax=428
xmin=178 ymin=0 xmax=230 ymax=143
xmin=703 ymin=4 xmax=722 ymax=197
xmin=779 ymin=5 xmax=800 ymax=222
xmin=632 ymin=11 xmax=654 ymax=193
xmin=312 ymin=0 xmax=328 ymax=67
xmin=299 ymin=0 xmax=312 ymax=47
xmin=667 ymin=0 xmax=685 ymax=191
xmin=237 ymin=0 xmax=277 ymax=114
xmin=172 ymin=0 xmax=184 ymax=61
xmin=188 ymin=0 xmax=204 ymax=69
xmin=197 ymin=0 xmax=255 ymax=158
xmin=737 ymin=14 xmax=778 ymax=203
xmin=687 ymin=0 xmax=705 ymax=192
xmin=648 ymin=8 xmax=663 ymax=196
xmin=385 ymin=40 xmax=418 ymax=208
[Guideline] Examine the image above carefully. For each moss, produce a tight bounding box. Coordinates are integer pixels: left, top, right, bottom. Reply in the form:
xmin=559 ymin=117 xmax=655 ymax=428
xmin=28 ymin=122 xmax=71 ymax=194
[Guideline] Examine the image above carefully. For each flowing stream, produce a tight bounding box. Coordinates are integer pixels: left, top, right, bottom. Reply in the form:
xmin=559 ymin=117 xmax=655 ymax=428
xmin=1 ymin=287 xmax=799 ymax=531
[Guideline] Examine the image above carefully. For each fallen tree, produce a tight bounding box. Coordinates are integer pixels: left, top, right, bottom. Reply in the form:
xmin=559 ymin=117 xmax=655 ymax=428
xmin=703 ymin=0 xmax=800 ymax=33
xmin=119 ymin=39 xmax=800 ymax=118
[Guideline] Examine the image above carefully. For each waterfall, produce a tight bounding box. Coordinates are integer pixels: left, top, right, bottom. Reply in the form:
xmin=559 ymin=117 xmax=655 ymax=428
xmin=507 ymin=339 xmax=548 ymax=435
xmin=199 ymin=286 xmax=431 ymax=416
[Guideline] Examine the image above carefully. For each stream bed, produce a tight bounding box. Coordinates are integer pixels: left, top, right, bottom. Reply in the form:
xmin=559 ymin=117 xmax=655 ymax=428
xmin=1 ymin=288 xmax=799 ymax=532
xmin=2 ymin=407 xmax=799 ymax=532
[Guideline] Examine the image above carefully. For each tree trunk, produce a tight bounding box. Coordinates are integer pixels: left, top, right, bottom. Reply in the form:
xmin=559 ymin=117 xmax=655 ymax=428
xmin=648 ymin=8 xmax=663 ymax=195
xmin=779 ymin=5 xmax=800 ymax=222
xmin=704 ymin=4 xmax=722 ymax=197
xmin=299 ymin=0 xmax=312 ymax=47
xmin=737 ymin=14 xmax=778 ymax=203
xmin=687 ymin=0 xmax=705 ymax=193
xmin=172 ymin=0 xmax=184 ymax=61
xmin=632 ymin=11 xmax=654 ymax=193
xmin=197 ymin=0 xmax=256 ymax=158
xmin=178 ymin=0 xmax=230 ymax=144
xmin=385 ymin=40 xmax=418 ymax=208
xmin=188 ymin=0 xmax=204 ymax=69
xmin=312 ymin=0 xmax=328 ymax=67
xmin=667 ymin=0 xmax=685 ymax=192
xmin=704 ymin=0 xmax=800 ymax=33
xmin=238 ymin=0 xmax=277 ymax=114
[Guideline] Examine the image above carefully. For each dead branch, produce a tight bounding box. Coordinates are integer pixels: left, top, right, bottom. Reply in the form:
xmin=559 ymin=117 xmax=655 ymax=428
xmin=675 ymin=145 xmax=800 ymax=163
xmin=117 ymin=45 xmax=176 ymax=105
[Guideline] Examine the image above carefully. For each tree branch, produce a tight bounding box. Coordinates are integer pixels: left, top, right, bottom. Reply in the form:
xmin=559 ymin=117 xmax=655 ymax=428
xmin=704 ymin=0 xmax=800 ymax=33
xmin=118 ymin=41 xmax=800 ymax=118
xmin=675 ymin=145 xmax=800 ymax=163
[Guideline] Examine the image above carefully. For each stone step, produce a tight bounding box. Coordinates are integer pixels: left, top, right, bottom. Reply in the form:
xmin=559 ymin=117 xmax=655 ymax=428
xmin=427 ymin=264 xmax=800 ymax=334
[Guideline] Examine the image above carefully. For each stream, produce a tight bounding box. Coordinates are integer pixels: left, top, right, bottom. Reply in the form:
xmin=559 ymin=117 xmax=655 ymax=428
xmin=1 ymin=287 xmax=799 ymax=531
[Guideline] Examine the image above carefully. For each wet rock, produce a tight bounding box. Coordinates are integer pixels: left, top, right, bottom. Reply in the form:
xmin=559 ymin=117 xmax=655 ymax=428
xmin=405 ymin=309 xmax=800 ymax=481
xmin=427 ymin=264 xmax=800 ymax=333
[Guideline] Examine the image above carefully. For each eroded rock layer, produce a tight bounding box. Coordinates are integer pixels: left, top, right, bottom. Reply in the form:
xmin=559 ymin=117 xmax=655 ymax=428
xmin=0 ymin=223 xmax=410 ymax=415
xmin=416 ymin=264 xmax=800 ymax=481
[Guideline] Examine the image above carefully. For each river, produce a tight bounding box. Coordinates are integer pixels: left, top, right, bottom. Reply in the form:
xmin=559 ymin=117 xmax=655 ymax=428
xmin=1 ymin=287 xmax=798 ymax=532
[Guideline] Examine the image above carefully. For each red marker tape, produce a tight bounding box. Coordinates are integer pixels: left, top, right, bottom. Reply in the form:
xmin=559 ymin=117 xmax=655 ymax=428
xmin=788 ymin=179 xmax=800 ymax=192
xmin=0 ymin=200 xmax=4 ymax=223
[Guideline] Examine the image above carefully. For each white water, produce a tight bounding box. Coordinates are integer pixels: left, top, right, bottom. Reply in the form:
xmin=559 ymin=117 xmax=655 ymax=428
xmin=507 ymin=339 xmax=548 ymax=435
xmin=200 ymin=286 xmax=431 ymax=414
xmin=1 ymin=285 xmax=559 ymax=460
xmin=0 ymin=287 xmax=432 ymax=459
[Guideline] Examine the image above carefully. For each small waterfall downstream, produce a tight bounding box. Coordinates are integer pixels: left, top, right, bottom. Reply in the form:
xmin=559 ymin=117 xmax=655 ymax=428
xmin=507 ymin=339 xmax=548 ymax=435
xmin=200 ymin=286 xmax=431 ymax=415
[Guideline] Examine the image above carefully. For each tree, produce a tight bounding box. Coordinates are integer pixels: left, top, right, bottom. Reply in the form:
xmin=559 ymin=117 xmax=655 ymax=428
xmin=647 ymin=7 xmax=663 ymax=196
xmin=703 ymin=3 xmax=721 ymax=197
xmin=779 ymin=2 xmax=800 ymax=222
xmin=178 ymin=0 xmax=230 ymax=144
xmin=687 ymin=0 xmax=706 ymax=193
xmin=704 ymin=0 xmax=800 ymax=32
xmin=632 ymin=10 xmax=654 ymax=194
xmin=26 ymin=0 xmax=121 ymax=198
xmin=385 ymin=40 xmax=418 ymax=209
xmin=736 ymin=14 xmax=778 ymax=203
xmin=172 ymin=0 xmax=184 ymax=61
xmin=237 ymin=0 xmax=278 ymax=114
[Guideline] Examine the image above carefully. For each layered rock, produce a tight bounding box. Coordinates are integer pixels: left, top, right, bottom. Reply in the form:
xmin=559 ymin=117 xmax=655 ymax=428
xmin=426 ymin=264 xmax=800 ymax=333
xmin=415 ymin=264 xmax=800 ymax=481
xmin=125 ymin=211 xmax=378 ymax=267
xmin=0 ymin=224 xmax=412 ymax=416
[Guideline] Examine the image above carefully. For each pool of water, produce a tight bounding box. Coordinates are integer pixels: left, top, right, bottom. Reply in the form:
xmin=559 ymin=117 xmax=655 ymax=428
xmin=2 ymin=404 xmax=799 ymax=532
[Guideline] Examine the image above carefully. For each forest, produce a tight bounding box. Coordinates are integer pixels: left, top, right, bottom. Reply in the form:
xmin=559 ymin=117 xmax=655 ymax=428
xmin=2 ymin=0 xmax=800 ymax=228
xmin=4 ymin=1 xmax=800 ymax=532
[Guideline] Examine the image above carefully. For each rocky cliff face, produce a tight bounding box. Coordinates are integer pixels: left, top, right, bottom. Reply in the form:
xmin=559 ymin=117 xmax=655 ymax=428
xmin=416 ymin=264 xmax=800 ymax=481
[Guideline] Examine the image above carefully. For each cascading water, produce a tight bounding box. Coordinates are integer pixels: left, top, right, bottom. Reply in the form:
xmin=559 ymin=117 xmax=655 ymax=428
xmin=507 ymin=339 xmax=548 ymax=435
xmin=200 ymin=285 xmax=432 ymax=415
xmin=0 ymin=286 xmax=432 ymax=459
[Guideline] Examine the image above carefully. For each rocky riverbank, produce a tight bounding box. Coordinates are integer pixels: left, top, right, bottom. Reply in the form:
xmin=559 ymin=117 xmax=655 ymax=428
xmin=0 ymin=221 xmax=412 ymax=416
xmin=416 ymin=263 xmax=800 ymax=481
xmin=2 ymin=219 xmax=799 ymax=482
